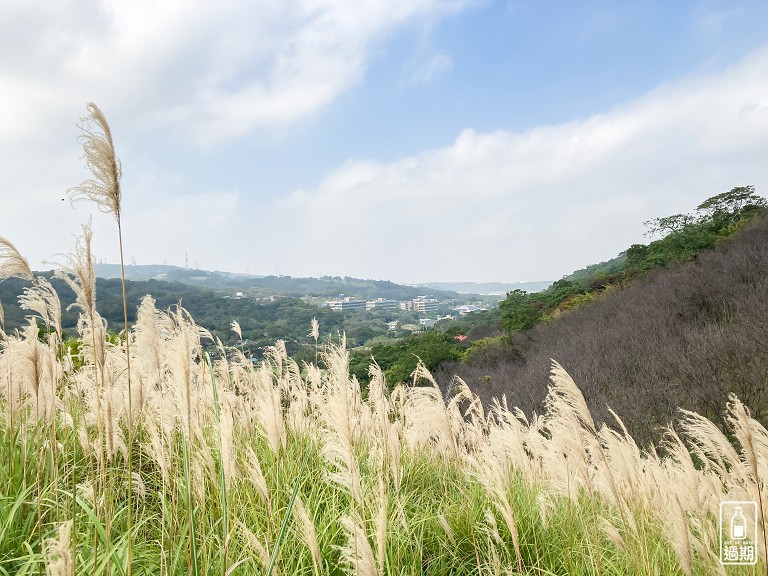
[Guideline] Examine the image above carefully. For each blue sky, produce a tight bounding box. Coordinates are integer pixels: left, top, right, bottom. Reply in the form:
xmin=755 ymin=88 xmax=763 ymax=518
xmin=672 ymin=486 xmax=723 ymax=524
xmin=2 ymin=0 xmax=768 ymax=283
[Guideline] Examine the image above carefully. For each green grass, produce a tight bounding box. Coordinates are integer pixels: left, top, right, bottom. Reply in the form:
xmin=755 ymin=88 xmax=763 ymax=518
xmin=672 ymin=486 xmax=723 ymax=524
xmin=0 ymin=408 xmax=701 ymax=576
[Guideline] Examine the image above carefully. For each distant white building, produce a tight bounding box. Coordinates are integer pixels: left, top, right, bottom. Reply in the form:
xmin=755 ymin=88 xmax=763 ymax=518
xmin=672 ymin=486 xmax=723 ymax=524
xmin=387 ymin=320 xmax=399 ymax=331
xmin=413 ymin=297 xmax=439 ymax=313
xmin=366 ymin=298 xmax=398 ymax=310
xmin=326 ymin=296 xmax=367 ymax=311
xmin=419 ymin=318 xmax=437 ymax=329
xmin=454 ymin=305 xmax=486 ymax=315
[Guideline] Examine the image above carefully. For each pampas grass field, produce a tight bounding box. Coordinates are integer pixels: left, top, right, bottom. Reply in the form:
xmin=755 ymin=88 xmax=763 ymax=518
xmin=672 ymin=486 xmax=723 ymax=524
xmin=2 ymin=291 xmax=767 ymax=576
xmin=1 ymin=104 xmax=767 ymax=575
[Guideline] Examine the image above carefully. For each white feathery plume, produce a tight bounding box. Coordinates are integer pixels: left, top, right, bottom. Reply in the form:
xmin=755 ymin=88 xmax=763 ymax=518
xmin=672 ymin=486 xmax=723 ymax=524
xmin=55 ymin=222 xmax=97 ymax=318
xmin=132 ymin=295 xmax=163 ymax=385
xmin=254 ymin=361 xmax=285 ymax=455
xmin=402 ymin=363 xmax=458 ymax=459
xmin=545 ymin=360 xmax=595 ymax=432
xmin=67 ymin=103 xmax=121 ymax=219
xmin=727 ymin=394 xmax=768 ymax=490
xmin=481 ymin=510 xmax=502 ymax=575
xmin=19 ymin=276 xmax=62 ymax=340
xmin=293 ymin=493 xmax=322 ymax=571
xmin=131 ymin=472 xmax=147 ymax=500
xmin=0 ymin=236 xmax=33 ymax=281
xmin=437 ymin=514 xmax=456 ymax=547
xmin=601 ymin=518 xmax=626 ymax=553
xmin=320 ymin=343 xmax=364 ymax=506
xmin=243 ymin=445 xmax=270 ymax=505
xmin=338 ymin=513 xmax=377 ymax=576
xmin=466 ymin=450 xmax=523 ymax=573
xmin=726 ymin=394 xmax=768 ymax=563
xmin=234 ymin=518 xmax=274 ymax=573
xmin=44 ymin=520 xmax=73 ymax=576
xmin=231 ymin=319 xmax=242 ymax=341
xmin=145 ymin=417 xmax=171 ymax=488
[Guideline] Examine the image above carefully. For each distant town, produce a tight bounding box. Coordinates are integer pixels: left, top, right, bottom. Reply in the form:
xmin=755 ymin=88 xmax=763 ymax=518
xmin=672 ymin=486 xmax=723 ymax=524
xmin=324 ymin=294 xmax=488 ymax=331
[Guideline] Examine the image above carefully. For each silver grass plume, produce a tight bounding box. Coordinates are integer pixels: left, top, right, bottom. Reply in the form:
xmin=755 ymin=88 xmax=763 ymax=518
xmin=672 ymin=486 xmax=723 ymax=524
xmin=310 ymin=317 xmax=319 ymax=364
xmin=44 ymin=520 xmax=73 ymax=576
xmin=19 ymin=277 xmax=62 ymax=340
xmin=437 ymin=514 xmax=456 ymax=547
xmin=293 ymin=493 xmax=322 ymax=571
xmin=234 ymin=519 xmax=273 ymax=572
xmin=243 ymin=445 xmax=270 ymax=504
xmin=0 ymin=236 xmax=33 ymax=281
xmin=482 ymin=510 xmax=503 ymax=575
xmin=338 ymin=513 xmax=377 ymax=576
xmin=726 ymin=394 xmax=768 ymax=564
xmin=310 ymin=317 xmax=319 ymax=342
xmin=67 ymin=103 xmax=121 ymax=219
xmin=55 ymin=222 xmax=97 ymax=319
xmin=545 ymin=360 xmax=596 ymax=432
xmin=231 ymin=319 xmax=242 ymax=342
xmin=133 ymin=295 xmax=163 ymax=384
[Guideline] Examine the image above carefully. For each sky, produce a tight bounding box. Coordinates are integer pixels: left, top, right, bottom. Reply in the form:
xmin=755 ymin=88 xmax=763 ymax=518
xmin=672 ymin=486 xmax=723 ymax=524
xmin=2 ymin=0 xmax=768 ymax=284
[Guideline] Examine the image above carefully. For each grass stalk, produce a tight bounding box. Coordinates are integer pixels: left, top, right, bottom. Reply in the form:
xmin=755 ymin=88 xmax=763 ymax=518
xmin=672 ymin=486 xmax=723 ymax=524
xmin=181 ymin=430 xmax=199 ymax=576
xmin=116 ymin=220 xmax=133 ymax=576
xmin=266 ymin=443 xmax=311 ymax=576
xmin=205 ymin=352 xmax=229 ymax=576
xmin=5 ymin=349 xmax=13 ymax=488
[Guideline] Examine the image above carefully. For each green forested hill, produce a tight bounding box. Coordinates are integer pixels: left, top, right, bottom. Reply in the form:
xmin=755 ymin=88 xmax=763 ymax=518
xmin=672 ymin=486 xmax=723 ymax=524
xmin=0 ymin=264 xmax=479 ymax=358
xmin=0 ymin=276 xmax=432 ymax=356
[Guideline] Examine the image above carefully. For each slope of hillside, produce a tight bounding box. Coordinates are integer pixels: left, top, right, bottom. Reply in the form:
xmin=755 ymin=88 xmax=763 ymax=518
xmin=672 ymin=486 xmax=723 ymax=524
xmin=439 ymin=213 xmax=768 ymax=444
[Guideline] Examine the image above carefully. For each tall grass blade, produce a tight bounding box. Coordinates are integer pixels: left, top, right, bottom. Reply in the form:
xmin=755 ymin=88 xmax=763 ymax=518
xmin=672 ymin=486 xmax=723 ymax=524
xmin=266 ymin=444 xmax=312 ymax=576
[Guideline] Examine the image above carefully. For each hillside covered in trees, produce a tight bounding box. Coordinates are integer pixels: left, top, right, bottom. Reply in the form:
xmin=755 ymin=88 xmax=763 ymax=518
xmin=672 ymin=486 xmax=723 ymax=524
xmin=0 ymin=276 xmax=451 ymax=357
xmin=433 ymin=187 xmax=768 ymax=443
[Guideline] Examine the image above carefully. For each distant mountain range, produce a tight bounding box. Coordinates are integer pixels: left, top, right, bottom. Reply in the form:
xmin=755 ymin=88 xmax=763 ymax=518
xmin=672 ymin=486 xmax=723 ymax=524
xmin=95 ymin=264 xmax=264 ymax=284
xmin=414 ymin=281 xmax=552 ymax=295
xmin=94 ymin=264 xmax=486 ymax=301
xmin=95 ymin=264 xmax=549 ymax=298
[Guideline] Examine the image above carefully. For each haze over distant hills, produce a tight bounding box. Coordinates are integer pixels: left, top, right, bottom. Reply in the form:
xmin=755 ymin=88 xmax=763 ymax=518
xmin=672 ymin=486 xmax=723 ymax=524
xmin=94 ymin=263 xmax=489 ymax=300
xmin=94 ymin=264 xmax=550 ymax=297
xmin=96 ymin=264 xmax=264 ymax=284
xmin=414 ymin=281 xmax=552 ymax=295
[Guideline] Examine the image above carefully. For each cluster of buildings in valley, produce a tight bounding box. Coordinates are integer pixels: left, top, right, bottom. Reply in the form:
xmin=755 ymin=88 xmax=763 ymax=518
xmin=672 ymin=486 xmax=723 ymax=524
xmin=325 ymin=294 xmax=487 ymax=330
xmin=324 ymin=295 xmax=439 ymax=312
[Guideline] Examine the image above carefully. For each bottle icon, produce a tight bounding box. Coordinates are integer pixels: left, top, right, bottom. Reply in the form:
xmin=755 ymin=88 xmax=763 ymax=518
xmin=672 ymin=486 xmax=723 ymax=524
xmin=731 ymin=506 xmax=747 ymax=540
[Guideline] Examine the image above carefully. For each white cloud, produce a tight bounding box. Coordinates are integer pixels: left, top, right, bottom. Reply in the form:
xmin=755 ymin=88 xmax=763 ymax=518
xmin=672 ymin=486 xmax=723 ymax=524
xmin=0 ymin=0 xmax=474 ymax=272
xmin=0 ymin=0 xmax=473 ymax=145
xmin=266 ymin=46 xmax=768 ymax=282
xmin=404 ymin=49 xmax=453 ymax=84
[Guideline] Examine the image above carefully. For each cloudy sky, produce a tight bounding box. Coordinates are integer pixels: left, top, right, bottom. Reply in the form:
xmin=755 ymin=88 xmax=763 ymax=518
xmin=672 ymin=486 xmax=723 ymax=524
xmin=2 ymin=0 xmax=768 ymax=284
